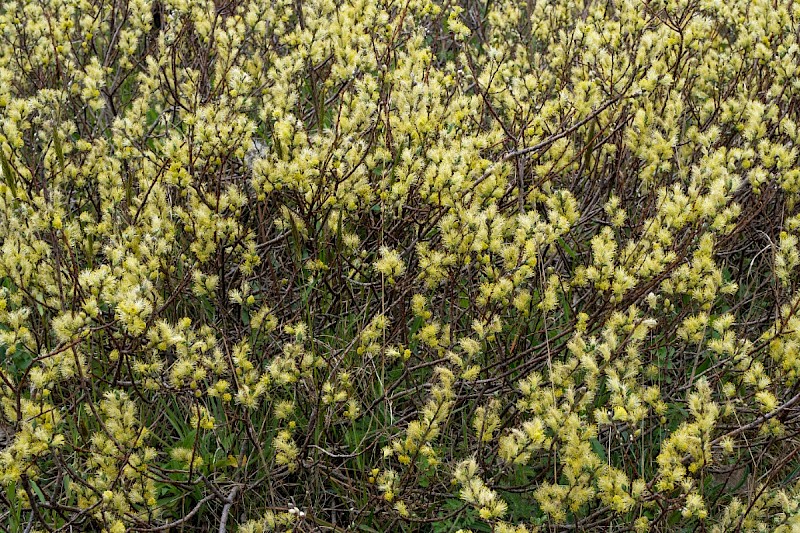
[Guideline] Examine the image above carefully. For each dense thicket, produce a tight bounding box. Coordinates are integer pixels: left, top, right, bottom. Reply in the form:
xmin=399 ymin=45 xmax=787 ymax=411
xmin=1 ymin=0 xmax=800 ymax=531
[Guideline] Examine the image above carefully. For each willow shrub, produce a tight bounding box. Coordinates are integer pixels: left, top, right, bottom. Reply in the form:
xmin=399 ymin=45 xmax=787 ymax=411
xmin=0 ymin=0 xmax=799 ymax=531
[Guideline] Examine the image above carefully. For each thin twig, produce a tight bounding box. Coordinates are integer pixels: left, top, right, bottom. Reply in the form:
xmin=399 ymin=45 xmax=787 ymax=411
xmin=218 ymin=486 xmax=240 ymax=533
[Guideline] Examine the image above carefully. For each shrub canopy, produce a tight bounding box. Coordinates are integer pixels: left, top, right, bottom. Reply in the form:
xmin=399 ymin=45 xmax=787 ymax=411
xmin=1 ymin=0 xmax=800 ymax=531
